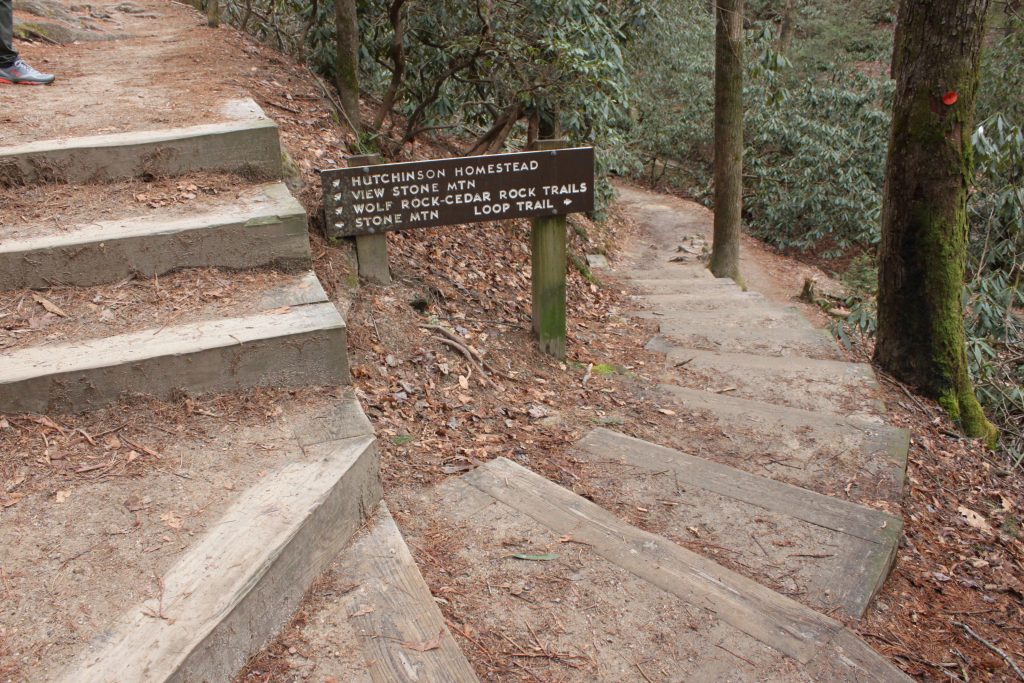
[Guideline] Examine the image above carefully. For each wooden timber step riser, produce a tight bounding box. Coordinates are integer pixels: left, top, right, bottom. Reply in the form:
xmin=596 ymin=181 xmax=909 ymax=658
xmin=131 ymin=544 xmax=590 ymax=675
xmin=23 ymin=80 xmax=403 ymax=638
xmin=62 ymin=433 xmax=381 ymax=683
xmin=0 ymin=183 xmax=310 ymax=290
xmin=0 ymin=302 xmax=348 ymax=414
xmin=627 ymin=278 xmax=743 ymax=295
xmin=654 ymin=345 xmax=886 ymax=415
xmin=269 ymin=502 xmax=481 ymax=682
xmin=629 ymin=290 xmax=765 ymax=304
xmin=649 ymin=323 xmax=844 ymax=360
xmin=633 ymin=305 xmax=810 ymax=327
xmin=0 ymin=99 xmax=282 ymax=187
xmin=446 ymin=458 xmax=911 ymax=681
xmin=656 ymin=383 xmax=910 ymax=502
xmin=575 ymin=428 xmax=902 ymax=618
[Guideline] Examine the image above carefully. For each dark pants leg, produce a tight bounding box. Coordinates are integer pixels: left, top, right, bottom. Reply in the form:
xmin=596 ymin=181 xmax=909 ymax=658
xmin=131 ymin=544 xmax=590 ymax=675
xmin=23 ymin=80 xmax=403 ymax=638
xmin=0 ymin=0 xmax=18 ymax=68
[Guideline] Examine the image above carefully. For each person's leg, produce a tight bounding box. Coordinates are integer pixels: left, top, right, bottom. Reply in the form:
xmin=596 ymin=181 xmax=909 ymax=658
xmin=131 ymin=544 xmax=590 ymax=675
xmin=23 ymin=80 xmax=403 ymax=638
xmin=0 ymin=0 xmax=54 ymax=85
xmin=0 ymin=0 xmax=18 ymax=68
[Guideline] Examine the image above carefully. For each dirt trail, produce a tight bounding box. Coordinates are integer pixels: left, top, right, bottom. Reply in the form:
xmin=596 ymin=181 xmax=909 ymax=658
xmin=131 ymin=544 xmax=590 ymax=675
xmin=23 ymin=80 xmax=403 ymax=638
xmin=1 ymin=0 xmax=255 ymax=145
xmin=614 ymin=183 xmax=843 ymax=327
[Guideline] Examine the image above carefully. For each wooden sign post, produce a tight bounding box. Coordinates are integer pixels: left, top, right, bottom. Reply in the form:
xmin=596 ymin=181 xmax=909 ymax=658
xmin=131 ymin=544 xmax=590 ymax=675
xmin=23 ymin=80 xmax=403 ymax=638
xmin=321 ymin=146 xmax=593 ymax=358
xmin=530 ymin=140 xmax=568 ymax=359
xmin=348 ymin=154 xmax=392 ymax=285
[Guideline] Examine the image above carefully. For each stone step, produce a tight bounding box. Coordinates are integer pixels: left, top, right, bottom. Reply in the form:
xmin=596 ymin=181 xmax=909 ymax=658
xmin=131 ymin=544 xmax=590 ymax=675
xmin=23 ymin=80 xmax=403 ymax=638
xmin=649 ymin=341 xmax=884 ymax=415
xmin=248 ymin=502 xmax=480 ymax=682
xmin=37 ymin=397 xmax=382 ymax=683
xmin=574 ymin=429 xmax=901 ymax=618
xmin=0 ymin=99 xmax=281 ymax=186
xmin=654 ymin=383 xmax=909 ymax=504
xmin=0 ymin=182 xmax=309 ymax=289
xmin=402 ymin=458 xmax=911 ymax=682
xmin=0 ymin=271 xmax=348 ymax=413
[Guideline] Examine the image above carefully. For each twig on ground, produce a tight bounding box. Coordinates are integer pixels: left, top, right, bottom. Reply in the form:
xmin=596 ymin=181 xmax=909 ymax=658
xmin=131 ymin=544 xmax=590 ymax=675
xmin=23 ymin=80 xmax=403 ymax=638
xmin=431 ymin=335 xmax=498 ymax=389
xmin=421 ymin=324 xmax=512 ymax=380
xmin=954 ymin=621 xmax=1024 ymax=681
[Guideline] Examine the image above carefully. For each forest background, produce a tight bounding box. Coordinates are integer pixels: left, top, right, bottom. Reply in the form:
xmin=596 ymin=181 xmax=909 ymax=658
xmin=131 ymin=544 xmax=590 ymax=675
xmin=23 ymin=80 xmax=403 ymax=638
xmin=213 ymin=0 xmax=1023 ymax=464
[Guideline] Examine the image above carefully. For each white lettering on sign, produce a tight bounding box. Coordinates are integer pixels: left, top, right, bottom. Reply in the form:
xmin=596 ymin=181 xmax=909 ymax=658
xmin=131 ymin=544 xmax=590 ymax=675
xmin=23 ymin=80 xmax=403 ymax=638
xmin=542 ymin=183 xmax=588 ymax=196
xmin=453 ymin=160 xmax=540 ymax=177
xmin=472 ymin=203 xmax=512 ymax=217
xmin=322 ymin=148 xmax=596 ymax=237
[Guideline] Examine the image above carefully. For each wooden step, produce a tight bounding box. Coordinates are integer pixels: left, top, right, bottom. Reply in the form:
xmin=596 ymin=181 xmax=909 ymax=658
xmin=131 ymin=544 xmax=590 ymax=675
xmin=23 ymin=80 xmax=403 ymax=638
xmin=649 ymin=313 xmax=844 ymax=360
xmin=0 ymin=99 xmax=281 ymax=186
xmin=626 ymin=277 xmax=741 ymax=296
xmin=630 ymin=290 xmax=766 ymax=311
xmin=574 ymin=428 xmax=901 ymax=618
xmin=654 ymin=383 xmax=909 ymax=503
xmin=650 ymin=342 xmax=885 ymax=415
xmin=402 ymin=458 xmax=911 ymax=682
xmin=0 ymin=272 xmax=348 ymax=413
xmin=48 ymin=402 xmax=381 ymax=683
xmin=0 ymin=182 xmax=309 ymax=289
xmin=244 ymin=502 xmax=480 ymax=682
xmin=634 ymin=302 xmax=810 ymax=326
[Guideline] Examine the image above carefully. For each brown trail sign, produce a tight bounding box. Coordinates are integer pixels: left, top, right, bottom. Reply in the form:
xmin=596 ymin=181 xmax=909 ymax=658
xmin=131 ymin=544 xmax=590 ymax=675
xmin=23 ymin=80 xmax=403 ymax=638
xmin=322 ymin=148 xmax=594 ymax=237
xmin=320 ymin=145 xmax=595 ymax=359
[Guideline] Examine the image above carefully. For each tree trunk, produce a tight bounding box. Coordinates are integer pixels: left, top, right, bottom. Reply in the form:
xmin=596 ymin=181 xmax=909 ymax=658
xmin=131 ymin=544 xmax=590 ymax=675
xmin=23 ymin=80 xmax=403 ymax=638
xmin=710 ymin=0 xmax=744 ymax=283
xmin=372 ymin=0 xmax=407 ymax=132
xmin=875 ymin=0 xmax=997 ymax=443
xmin=207 ymin=0 xmax=219 ymax=28
xmin=778 ymin=0 xmax=795 ymax=54
xmin=334 ymin=0 xmax=361 ymax=133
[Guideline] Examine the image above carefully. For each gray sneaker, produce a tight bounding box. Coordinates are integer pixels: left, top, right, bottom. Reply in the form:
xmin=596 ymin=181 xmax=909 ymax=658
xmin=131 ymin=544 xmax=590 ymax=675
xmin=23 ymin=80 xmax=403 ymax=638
xmin=0 ymin=58 xmax=56 ymax=85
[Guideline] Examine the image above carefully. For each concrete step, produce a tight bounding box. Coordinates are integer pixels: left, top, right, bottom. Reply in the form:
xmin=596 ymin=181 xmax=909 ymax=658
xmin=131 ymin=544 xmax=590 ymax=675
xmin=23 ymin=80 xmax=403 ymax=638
xmin=574 ymin=429 xmax=901 ymax=618
xmin=402 ymin=458 xmax=911 ymax=682
xmin=649 ymin=341 xmax=885 ymax=415
xmin=0 ymin=271 xmax=348 ymax=413
xmin=34 ymin=396 xmax=382 ymax=683
xmin=655 ymin=383 xmax=909 ymax=504
xmin=0 ymin=99 xmax=282 ymax=186
xmin=246 ymin=502 xmax=480 ymax=682
xmin=0 ymin=182 xmax=310 ymax=289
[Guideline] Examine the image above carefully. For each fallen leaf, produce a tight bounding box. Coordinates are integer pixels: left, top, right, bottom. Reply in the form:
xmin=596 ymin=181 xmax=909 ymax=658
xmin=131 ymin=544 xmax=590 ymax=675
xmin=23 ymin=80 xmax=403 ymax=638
xmin=510 ymin=553 xmax=559 ymax=561
xmin=32 ymin=293 xmax=68 ymax=318
xmin=458 ymin=374 xmax=470 ymax=390
xmin=657 ymin=408 xmax=676 ymax=416
xmin=1 ymin=493 xmax=23 ymax=508
xmin=54 ymin=489 xmax=71 ymax=503
xmin=958 ymin=506 xmax=994 ymax=534
xmin=349 ymin=605 xmax=375 ymax=618
xmin=402 ymin=629 xmax=444 ymax=652
xmin=160 ymin=511 xmax=183 ymax=531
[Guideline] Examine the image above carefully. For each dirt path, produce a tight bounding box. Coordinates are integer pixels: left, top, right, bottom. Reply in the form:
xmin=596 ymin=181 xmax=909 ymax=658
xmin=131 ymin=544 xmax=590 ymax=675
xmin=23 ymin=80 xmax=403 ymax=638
xmin=2 ymin=0 xmax=259 ymax=145
xmin=614 ymin=183 xmax=844 ymax=328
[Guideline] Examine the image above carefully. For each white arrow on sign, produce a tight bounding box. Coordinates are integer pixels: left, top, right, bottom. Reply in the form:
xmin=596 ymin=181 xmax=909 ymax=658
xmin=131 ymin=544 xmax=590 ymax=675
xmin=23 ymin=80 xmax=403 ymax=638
xmin=563 ymin=198 xmax=573 ymax=206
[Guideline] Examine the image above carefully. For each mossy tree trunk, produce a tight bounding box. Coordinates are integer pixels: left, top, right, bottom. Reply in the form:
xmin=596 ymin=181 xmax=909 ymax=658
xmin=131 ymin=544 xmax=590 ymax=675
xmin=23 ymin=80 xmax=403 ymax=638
xmin=875 ymin=0 xmax=997 ymax=443
xmin=335 ymin=0 xmax=361 ymax=133
xmin=710 ymin=0 xmax=744 ymax=283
